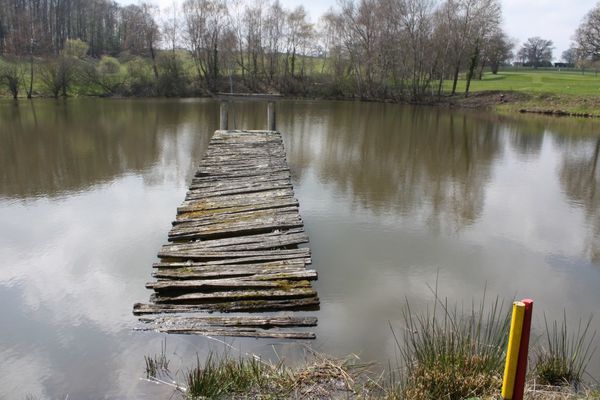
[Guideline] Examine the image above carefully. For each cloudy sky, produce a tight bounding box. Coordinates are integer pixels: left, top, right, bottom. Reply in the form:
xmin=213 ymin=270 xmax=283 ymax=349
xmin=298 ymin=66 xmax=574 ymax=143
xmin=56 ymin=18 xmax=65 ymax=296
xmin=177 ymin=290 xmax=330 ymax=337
xmin=118 ymin=0 xmax=599 ymax=61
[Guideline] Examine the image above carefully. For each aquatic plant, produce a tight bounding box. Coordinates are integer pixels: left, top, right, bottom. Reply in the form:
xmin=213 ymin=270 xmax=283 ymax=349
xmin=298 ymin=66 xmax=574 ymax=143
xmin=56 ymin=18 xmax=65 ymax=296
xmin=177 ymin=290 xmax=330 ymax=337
xmin=535 ymin=312 xmax=596 ymax=388
xmin=144 ymin=338 xmax=170 ymax=379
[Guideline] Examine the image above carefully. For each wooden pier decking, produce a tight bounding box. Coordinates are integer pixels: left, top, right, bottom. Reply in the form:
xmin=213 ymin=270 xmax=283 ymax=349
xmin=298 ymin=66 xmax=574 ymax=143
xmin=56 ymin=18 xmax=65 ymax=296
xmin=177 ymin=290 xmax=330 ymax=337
xmin=133 ymin=129 xmax=319 ymax=339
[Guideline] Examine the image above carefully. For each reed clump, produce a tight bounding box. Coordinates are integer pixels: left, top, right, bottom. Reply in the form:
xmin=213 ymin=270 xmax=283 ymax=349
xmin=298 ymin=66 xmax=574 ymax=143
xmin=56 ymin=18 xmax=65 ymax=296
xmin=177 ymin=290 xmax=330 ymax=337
xmin=534 ymin=313 xmax=596 ymax=388
xmin=394 ymin=294 xmax=510 ymax=400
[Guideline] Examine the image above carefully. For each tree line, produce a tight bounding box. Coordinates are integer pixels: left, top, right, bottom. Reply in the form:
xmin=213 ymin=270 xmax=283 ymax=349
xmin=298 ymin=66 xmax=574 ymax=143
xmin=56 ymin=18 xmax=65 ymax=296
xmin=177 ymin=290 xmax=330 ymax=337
xmin=1 ymin=0 xmax=518 ymax=100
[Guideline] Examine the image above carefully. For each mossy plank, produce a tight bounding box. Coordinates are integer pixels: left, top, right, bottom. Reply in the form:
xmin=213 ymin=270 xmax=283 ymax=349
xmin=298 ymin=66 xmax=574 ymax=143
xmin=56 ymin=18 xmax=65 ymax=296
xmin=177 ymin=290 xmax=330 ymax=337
xmin=133 ymin=296 xmax=320 ymax=314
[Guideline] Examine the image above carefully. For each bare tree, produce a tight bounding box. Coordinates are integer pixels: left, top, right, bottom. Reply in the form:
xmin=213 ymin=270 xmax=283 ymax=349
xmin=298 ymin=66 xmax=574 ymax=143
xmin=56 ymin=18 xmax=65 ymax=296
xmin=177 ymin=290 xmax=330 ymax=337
xmin=460 ymin=0 xmax=502 ymax=97
xmin=264 ymin=1 xmax=286 ymax=84
xmin=284 ymin=6 xmax=313 ymax=83
xmin=40 ymin=56 xmax=76 ymax=98
xmin=575 ymin=3 xmax=600 ymax=62
xmin=183 ymin=0 xmax=228 ymax=91
xmin=519 ymin=37 xmax=553 ymax=68
xmin=561 ymin=47 xmax=577 ymax=65
xmin=243 ymin=1 xmax=265 ymax=89
xmin=0 ymin=61 xmax=23 ymax=98
xmin=121 ymin=3 xmax=160 ymax=79
xmin=480 ymin=30 xmax=513 ymax=75
xmin=161 ymin=1 xmax=181 ymax=52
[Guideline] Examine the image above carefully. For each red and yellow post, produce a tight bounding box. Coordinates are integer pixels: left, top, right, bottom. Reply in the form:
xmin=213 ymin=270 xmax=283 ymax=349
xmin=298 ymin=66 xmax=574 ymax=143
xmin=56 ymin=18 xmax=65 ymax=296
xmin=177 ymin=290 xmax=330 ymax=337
xmin=502 ymin=299 xmax=534 ymax=400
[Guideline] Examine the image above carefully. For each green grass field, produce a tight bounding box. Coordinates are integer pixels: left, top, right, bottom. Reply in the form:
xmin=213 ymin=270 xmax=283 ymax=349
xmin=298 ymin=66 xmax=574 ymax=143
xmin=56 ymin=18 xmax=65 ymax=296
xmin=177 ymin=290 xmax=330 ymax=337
xmin=451 ymin=69 xmax=600 ymax=96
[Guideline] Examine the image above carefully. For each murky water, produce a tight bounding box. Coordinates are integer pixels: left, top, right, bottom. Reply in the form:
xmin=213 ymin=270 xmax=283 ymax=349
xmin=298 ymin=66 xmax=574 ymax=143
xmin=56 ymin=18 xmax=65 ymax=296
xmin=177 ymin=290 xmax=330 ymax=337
xmin=1 ymin=98 xmax=599 ymax=398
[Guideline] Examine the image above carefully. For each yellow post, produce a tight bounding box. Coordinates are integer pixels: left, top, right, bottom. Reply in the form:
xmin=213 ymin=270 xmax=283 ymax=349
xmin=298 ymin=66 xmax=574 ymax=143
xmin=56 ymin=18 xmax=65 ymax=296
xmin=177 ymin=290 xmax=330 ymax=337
xmin=502 ymin=301 xmax=526 ymax=399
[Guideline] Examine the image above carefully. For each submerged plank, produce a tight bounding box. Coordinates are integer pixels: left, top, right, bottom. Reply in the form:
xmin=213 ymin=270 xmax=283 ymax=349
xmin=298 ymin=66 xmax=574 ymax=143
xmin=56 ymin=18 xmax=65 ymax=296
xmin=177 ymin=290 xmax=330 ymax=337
xmin=135 ymin=326 xmax=315 ymax=339
xmin=153 ymin=287 xmax=317 ymax=304
xmin=133 ymin=296 xmax=320 ymax=314
xmin=139 ymin=315 xmax=317 ymax=328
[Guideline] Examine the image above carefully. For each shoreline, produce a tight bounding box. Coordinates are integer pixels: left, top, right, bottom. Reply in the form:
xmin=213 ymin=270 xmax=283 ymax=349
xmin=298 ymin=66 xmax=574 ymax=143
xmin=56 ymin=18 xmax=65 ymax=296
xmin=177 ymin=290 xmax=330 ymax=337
xmin=3 ymin=90 xmax=600 ymax=120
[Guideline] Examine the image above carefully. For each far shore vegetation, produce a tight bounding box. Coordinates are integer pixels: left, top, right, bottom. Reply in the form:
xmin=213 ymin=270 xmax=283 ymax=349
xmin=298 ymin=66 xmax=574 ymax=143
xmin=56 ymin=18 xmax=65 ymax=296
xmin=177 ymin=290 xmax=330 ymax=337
xmin=2 ymin=0 xmax=600 ymax=116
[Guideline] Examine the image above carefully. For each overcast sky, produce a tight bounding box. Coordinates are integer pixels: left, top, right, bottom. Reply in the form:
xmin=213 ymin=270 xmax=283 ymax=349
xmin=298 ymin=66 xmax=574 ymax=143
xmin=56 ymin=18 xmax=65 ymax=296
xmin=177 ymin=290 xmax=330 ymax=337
xmin=118 ymin=0 xmax=599 ymax=61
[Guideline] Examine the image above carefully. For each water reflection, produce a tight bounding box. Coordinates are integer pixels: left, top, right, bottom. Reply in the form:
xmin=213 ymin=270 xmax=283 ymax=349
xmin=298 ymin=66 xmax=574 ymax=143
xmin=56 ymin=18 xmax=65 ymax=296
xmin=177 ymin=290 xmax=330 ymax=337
xmin=287 ymin=104 xmax=502 ymax=233
xmin=1 ymin=99 xmax=600 ymax=397
xmin=0 ymin=99 xmax=216 ymax=198
xmin=559 ymin=137 xmax=600 ymax=263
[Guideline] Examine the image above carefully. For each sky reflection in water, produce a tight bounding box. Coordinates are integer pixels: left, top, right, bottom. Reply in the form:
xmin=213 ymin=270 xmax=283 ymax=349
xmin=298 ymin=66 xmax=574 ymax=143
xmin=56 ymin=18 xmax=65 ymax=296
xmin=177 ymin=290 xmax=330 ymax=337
xmin=0 ymin=98 xmax=599 ymax=398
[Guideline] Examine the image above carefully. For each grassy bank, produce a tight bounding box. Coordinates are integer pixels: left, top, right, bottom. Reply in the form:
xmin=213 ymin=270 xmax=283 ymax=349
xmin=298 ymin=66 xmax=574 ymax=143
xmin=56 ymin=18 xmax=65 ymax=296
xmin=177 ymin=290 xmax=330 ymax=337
xmin=142 ymin=295 xmax=598 ymax=399
xmin=443 ymin=70 xmax=600 ymax=117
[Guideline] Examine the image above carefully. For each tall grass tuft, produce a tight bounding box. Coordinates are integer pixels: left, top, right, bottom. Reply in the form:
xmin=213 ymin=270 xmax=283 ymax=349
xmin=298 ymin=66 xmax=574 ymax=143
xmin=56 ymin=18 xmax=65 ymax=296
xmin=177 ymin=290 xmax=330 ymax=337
xmin=535 ymin=312 xmax=596 ymax=389
xmin=186 ymin=353 xmax=279 ymax=399
xmin=395 ymin=289 xmax=511 ymax=400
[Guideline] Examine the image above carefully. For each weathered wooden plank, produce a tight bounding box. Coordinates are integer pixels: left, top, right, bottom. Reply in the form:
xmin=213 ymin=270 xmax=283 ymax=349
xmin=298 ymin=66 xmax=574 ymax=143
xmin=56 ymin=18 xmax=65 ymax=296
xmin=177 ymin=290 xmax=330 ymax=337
xmin=161 ymin=229 xmax=307 ymax=252
xmin=153 ymin=287 xmax=317 ymax=303
xmin=178 ymin=193 xmax=297 ymax=214
xmin=191 ymin=171 xmax=290 ymax=187
xmin=197 ymin=163 xmax=289 ymax=173
xmin=176 ymin=200 xmax=299 ymax=219
xmin=148 ymin=274 xmax=315 ymax=291
xmin=188 ymin=178 xmax=292 ymax=192
xmin=169 ymin=216 xmax=303 ymax=235
xmin=159 ymin=247 xmax=310 ymax=262
xmin=168 ymin=218 xmax=304 ymax=241
xmin=161 ymin=236 xmax=307 ymax=254
xmin=139 ymin=315 xmax=317 ymax=328
xmin=152 ymin=258 xmax=308 ymax=270
xmin=135 ymin=326 xmax=316 ymax=339
xmin=197 ymin=168 xmax=288 ymax=177
xmin=172 ymin=207 xmax=301 ymax=227
xmin=156 ymin=254 xmax=311 ymax=266
xmin=196 ymin=167 xmax=290 ymax=178
xmin=182 ymin=187 xmax=294 ymax=203
xmin=201 ymin=149 xmax=286 ymax=158
xmin=198 ymin=154 xmax=287 ymax=163
xmin=133 ymin=296 xmax=320 ymax=314
xmin=185 ymin=184 xmax=293 ymax=200
xmin=153 ymin=267 xmax=317 ymax=281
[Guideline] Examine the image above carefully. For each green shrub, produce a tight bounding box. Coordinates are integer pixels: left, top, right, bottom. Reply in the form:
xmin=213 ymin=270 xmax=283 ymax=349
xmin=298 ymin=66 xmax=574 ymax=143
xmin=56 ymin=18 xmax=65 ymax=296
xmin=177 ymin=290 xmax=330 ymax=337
xmin=157 ymin=52 xmax=189 ymax=96
xmin=62 ymin=39 xmax=89 ymax=59
xmin=126 ymin=57 xmax=155 ymax=96
xmin=99 ymin=56 xmax=121 ymax=74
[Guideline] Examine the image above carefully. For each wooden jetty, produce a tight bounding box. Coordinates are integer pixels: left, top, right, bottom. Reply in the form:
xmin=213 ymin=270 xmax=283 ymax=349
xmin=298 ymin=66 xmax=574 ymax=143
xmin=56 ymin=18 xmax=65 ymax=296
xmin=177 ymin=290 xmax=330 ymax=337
xmin=133 ymin=124 xmax=319 ymax=339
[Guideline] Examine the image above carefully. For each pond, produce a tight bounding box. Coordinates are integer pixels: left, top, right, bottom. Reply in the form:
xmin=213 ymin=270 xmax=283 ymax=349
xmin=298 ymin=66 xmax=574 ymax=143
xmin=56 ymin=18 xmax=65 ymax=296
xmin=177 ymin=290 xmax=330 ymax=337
xmin=1 ymin=98 xmax=599 ymax=398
